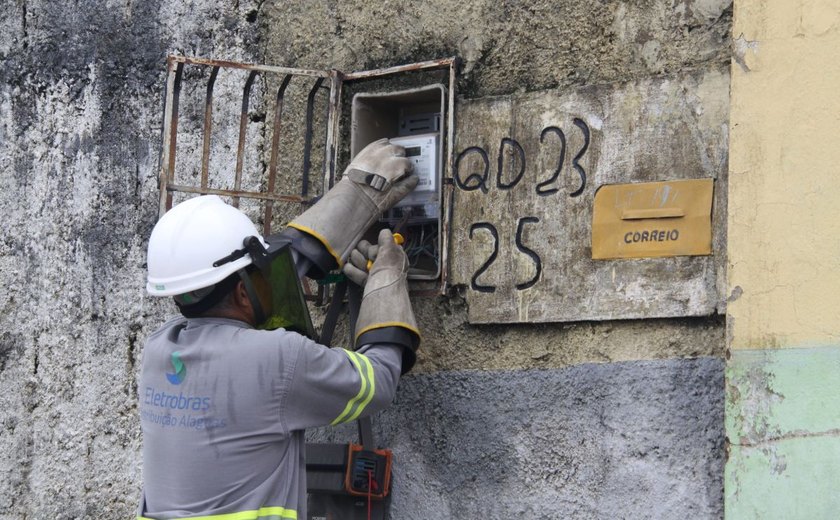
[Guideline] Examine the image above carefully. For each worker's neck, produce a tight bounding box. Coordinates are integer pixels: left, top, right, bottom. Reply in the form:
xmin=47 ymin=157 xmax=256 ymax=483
xmin=200 ymin=308 xmax=256 ymax=327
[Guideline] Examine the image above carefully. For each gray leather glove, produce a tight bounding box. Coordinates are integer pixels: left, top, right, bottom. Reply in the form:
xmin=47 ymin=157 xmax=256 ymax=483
xmin=342 ymin=239 xmax=378 ymax=286
xmin=354 ymin=229 xmax=419 ymax=374
xmin=288 ymin=139 xmax=417 ymax=269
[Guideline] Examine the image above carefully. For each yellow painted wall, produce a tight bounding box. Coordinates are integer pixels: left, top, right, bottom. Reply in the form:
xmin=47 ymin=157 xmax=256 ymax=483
xmin=728 ymin=0 xmax=840 ymax=350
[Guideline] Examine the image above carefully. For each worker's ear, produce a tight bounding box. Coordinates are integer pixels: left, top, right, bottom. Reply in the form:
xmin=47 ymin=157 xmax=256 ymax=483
xmin=231 ymin=280 xmax=252 ymax=311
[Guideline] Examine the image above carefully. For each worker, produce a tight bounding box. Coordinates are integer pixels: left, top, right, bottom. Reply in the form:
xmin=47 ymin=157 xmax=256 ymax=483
xmin=137 ymin=139 xmax=420 ymax=520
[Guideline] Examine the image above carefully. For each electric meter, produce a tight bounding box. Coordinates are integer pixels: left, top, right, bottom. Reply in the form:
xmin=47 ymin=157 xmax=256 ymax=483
xmin=351 ymin=85 xmax=446 ymax=280
xmin=384 ymin=134 xmax=439 ymax=223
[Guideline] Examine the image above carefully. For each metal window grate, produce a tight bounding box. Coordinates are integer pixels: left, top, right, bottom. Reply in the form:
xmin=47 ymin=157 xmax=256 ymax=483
xmin=157 ymin=56 xmax=339 ymax=236
xmin=157 ymin=55 xmax=458 ymax=293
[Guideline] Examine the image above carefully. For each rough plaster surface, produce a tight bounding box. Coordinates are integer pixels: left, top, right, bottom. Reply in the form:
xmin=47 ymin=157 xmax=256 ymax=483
xmin=726 ymin=347 xmax=840 ymax=517
xmin=311 ymin=357 xmax=725 ymax=519
xmin=0 ymin=0 xmax=729 ymax=517
xmin=262 ymin=0 xmax=732 ymax=99
xmin=412 ymin=294 xmax=725 ymax=372
xmin=0 ymin=1 xmax=264 ymax=517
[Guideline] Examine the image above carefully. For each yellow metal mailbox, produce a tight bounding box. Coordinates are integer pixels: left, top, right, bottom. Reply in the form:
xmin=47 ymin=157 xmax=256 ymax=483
xmin=592 ymin=179 xmax=714 ymax=260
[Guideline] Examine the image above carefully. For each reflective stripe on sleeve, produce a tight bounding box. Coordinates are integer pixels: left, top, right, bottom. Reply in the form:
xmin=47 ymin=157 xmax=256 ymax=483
xmin=330 ymin=350 xmax=375 ymax=425
xmin=344 ymin=352 xmax=376 ymax=423
xmin=137 ymin=505 xmax=297 ymax=520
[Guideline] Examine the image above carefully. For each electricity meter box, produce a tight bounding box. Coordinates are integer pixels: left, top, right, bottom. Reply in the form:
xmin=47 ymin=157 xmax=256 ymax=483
xmin=351 ymin=85 xmax=446 ymax=280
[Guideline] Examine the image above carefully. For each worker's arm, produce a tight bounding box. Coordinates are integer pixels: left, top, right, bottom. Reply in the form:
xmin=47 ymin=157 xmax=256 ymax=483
xmin=282 ymin=338 xmax=404 ymax=431
xmin=285 ymin=139 xmax=417 ymax=279
xmin=344 ymin=229 xmax=420 ymax=374
xmin=283 ymin=229 xmax=420 ymax=431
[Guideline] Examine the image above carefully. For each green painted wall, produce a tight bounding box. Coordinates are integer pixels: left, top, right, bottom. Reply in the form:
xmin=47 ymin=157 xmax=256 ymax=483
xmin=726 ymin=347 xmax=840 ymax=517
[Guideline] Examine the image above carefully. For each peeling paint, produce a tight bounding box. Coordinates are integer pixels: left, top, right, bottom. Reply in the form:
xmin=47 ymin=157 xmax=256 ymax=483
xmin=731 ymin=34 xmax=760 ymax=72
xmin=727 ymin=285 xmax=743 ymax=302
xmin=726 ymin=347 xmax=840 ymax=516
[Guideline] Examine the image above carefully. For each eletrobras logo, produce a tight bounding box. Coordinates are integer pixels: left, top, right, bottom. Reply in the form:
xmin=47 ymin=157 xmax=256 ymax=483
xmin=166 ymin=351 xmax=186 ymax=385
xmin=142 ymin=350 xmax=225 ymax=430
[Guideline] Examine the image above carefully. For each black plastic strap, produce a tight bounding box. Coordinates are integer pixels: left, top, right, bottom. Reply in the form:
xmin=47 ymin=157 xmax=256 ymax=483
xmin=213 ymin=235 xmax=269 ymax=269
xmin=348 ymin=284 xmax=362 ymax=343
xmin=212 ymin=247 xmax=248 ymax=267
xmin=237 ymin=269 xmax=266 ymax=326
xmin=318 ymin=281 xmax=347 ymax=347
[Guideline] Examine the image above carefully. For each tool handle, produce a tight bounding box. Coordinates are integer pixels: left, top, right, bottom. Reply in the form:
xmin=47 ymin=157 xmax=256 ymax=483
xmin=366 ymin=233 xmax=404 ymax=271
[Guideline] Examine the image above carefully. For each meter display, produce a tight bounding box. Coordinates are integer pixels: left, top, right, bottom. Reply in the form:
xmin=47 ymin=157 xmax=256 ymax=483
xmin=388 ymin=134 xmax=439 ymax=221
xmin=380 ymin=133 xmax=440 ymax=277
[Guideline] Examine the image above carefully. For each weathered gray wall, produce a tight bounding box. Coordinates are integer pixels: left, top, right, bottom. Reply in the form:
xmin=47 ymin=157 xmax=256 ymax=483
xmin=0 ymin=1 xmax=730 ymax=518
xmin=316 ymin=358 xmax=724 ymax=519
xmin=0 ymin=2 xmax=263 ymax=517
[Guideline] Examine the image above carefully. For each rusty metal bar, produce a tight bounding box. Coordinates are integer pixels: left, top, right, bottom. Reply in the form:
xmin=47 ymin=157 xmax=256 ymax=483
xmin=263 ymin=75 xmax=294 ymax=236
xmin=167 ymin=183 xmax=311 ymax=203
xmin=200 ymin=66 xmax=220 ymax=189
xmin=342 ymin=57 xmax=456 ymax=81
xmin=232 ymin=70 xmax=259 ymax=207
xmin=319 ymin=76 xmax=333 ymax=194
xmin=324 ymin=70 xmax=343 ymax=190
xmin=158 ymin=59 xmax=184 ymax=217
xmin=440 ymin=59 xmax=459 ymax=294
xmin=169 ymin=55 xmax=329 ymax=78
xmin=301 ymin=77 xmax=325 ymax=197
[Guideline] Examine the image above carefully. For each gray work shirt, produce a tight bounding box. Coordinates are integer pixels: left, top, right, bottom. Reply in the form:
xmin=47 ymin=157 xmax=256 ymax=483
xmin=137 ymin=316 xmax=403 ymax=520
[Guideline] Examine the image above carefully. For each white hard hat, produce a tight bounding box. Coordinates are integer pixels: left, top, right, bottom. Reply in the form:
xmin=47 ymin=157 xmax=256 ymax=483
xmin=146 ymin=195 xmax=266 ymax=297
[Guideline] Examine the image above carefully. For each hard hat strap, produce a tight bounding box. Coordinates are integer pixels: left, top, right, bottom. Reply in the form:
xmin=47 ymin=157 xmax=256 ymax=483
xmin=174 ymin=272 xmax=241 ymax=318
xmin=237 ymin=268 xmax=266 ymax=326
xmin=212 ymin=247 xmax=249 ymax=267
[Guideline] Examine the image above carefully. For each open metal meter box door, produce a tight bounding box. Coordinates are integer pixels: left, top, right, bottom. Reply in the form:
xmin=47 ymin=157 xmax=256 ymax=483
xmin=157 ymin=55 xmax=458 ymax=294
xmin=155 ymin=55 xmax=458 ymax=520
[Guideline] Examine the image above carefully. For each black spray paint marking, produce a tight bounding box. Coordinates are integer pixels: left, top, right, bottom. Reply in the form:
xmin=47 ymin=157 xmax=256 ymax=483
xmin=514 ymin=217 xmax=542 ymax=290
xmin=570 ymin=118 xmax=590 ymax=198
xmin=454 ymin=119 xmax=592 ymax=293
xmin=536 ymin=126 xmax=565 ymax=196
xmin=496 ymin=137 xmax=526 ymax=190
xmin=454 ymin=146 xmax=490 ymax=193
xmin=469 ymin=222 xmax=498 ymax=293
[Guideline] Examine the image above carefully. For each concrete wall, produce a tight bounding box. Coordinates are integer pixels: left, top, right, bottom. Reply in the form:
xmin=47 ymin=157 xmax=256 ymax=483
xmin=726 ymin=0 xmax=840 ymax=517
xmin=0 ymin=2 xmax=264 ymax=517
xmin=0 ymin=1 xmax=731 ymax=518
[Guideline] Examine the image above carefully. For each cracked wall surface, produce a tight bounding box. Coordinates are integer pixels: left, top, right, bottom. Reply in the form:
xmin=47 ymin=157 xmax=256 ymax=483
xmin=726 ymin=0 xmax=840 ymax=517
xmin=0 ymin=0 xmax=730 ymax=518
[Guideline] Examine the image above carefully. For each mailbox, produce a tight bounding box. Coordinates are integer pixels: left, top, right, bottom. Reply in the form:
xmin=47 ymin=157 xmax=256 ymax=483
xmin=591 ymin=179 xmax=714 ymax=260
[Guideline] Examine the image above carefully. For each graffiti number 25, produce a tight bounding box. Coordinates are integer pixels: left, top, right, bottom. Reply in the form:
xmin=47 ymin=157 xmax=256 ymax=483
xmin=469 ymin=217 xmax=542 ymax=293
